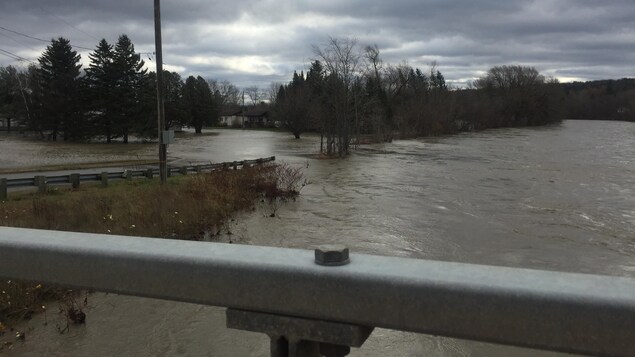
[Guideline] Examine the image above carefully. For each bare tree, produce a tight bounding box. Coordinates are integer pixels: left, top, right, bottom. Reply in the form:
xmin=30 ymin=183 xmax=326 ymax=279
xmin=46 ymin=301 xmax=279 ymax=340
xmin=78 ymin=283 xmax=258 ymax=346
xmin=245 ymin=85 xmax=262 ymax=107
xmin=207 ymin=79 xmax=240 ymax=108
xmin=312 ymin=37 xmax=364 ymax=156
xmin=268 ymin=81 xmax=282 ymax=103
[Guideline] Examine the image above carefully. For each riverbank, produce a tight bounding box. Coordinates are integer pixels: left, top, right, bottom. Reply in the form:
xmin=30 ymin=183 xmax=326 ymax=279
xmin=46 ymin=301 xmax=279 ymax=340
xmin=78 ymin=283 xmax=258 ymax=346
xmin=0 ymin=163 xmax=302 ymax=335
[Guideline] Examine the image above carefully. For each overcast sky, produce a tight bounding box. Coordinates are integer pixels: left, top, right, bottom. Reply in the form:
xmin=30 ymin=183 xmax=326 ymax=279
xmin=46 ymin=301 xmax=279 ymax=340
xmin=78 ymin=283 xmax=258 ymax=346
xmin=1 ymin=0 xmax=633 ymax=88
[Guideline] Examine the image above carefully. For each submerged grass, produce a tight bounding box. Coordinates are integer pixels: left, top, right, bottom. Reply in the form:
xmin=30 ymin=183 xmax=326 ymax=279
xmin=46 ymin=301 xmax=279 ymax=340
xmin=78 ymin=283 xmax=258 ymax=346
xmin=0 ymin=163 xmax=303 ymax=333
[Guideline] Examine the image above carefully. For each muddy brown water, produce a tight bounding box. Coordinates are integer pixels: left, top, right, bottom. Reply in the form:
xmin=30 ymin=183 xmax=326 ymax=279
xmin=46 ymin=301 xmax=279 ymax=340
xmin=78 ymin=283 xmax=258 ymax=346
xmin=1 ymin=120 xmax=634 ymax=356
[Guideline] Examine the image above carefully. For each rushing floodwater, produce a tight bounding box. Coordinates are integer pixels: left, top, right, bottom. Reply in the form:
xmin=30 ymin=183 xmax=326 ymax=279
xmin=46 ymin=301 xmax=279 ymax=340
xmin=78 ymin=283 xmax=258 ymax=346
xmin=2 ymin=120 xmax=635 ymax=356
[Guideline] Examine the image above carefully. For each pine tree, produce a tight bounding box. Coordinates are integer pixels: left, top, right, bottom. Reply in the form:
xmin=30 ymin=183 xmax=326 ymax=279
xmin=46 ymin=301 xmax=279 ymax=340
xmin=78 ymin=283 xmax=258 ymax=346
xmin=37 ymin=37 xmax=82 ymax=141
xmin=163 ymin=71 xmax=186 ymax=129
xmin=183 ymin=75 xmax=214 ymax=133
xmin=86 ymin=39 xmax=116 ymax=142
xmin=112 ymin=34 xmax=148 ymax=143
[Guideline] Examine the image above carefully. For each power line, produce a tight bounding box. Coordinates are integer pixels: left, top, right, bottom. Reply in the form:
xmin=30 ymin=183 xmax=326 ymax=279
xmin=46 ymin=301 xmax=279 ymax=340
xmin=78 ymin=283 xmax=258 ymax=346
xmin=0 ymin=31 xmax=42 ymax=52
xmin=0 ymin=25 xmax=153 ymax=55
xmin=0 ymin=26 xmax=96 ymax=50
xmin=47 ymin=12 xmax=101 ymax=42
xmin=0 ymin=48 xmax=35 ymax=64
xmin=0 ymin=26 xmax=48 ymax=43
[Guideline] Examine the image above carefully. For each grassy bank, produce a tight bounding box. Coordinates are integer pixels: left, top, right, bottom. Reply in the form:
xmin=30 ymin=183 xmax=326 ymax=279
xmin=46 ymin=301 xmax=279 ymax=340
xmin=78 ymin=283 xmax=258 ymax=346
xmin=0 ymin=163 xmax=303 ymax=333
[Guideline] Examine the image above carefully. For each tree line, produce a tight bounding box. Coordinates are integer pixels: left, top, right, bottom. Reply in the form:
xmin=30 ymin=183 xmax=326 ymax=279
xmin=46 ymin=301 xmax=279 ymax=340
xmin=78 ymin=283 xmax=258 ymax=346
xmin=272 ymin=38 xmax=565 ymax=156
xmin=0 ymin=36 xmax=243 ymax=141
xmin=3 ymin=35 xmax=631 ymax=148
xmin=561 ymin=78 xmax=635 ymax=122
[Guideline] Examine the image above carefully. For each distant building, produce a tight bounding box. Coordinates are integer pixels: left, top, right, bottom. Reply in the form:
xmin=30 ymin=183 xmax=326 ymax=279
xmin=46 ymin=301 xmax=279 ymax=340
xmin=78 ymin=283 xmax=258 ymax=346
xmin=243 ymin=110 xmax=270 ymax=128
xmin=219 ymin=110 xmax=243 ymax=127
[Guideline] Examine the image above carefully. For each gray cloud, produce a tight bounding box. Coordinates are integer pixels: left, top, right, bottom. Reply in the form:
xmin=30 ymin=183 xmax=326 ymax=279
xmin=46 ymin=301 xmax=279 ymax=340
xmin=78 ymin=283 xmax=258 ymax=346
xmin=0 ymin=0 xmax=633 ymax=89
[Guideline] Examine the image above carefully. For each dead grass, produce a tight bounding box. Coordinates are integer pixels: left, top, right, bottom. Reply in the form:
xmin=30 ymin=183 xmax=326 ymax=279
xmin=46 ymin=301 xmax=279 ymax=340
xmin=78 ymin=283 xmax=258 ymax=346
xmin=0 ymin=163 xmax=303 ymax=332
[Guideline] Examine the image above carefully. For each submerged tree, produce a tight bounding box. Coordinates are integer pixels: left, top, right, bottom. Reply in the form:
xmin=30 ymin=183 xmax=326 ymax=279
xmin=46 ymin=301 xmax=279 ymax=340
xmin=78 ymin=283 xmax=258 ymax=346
xmin=474 ymin=65 xmax=562 ymax=126
xmin=312 ymin=37 xmax=363 ymax=156
xmin=183 ymin=75 xmax=215 ymax=133
xmin=273 ymin=71 xmax=311 ymax=138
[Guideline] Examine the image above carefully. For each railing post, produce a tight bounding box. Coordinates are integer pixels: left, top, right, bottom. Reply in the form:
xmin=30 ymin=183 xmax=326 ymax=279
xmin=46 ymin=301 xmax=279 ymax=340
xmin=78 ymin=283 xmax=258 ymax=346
xmin=226 ymin=246 xmax=370 ymax=357
xmin=34 ymin=175 xmax=47 ymax=193
xmin=100 ymin=172 xmax=109 ymax=187
xmin=180 ymin=166 xmax=188 ymax=175
xmin=0 ymin=178 xmax=7 ymax=201
xmin=70 ymin=173 xmax=80 ymax=189
xmin=233 ymin=161 xmax=238 ymax=170
xmin=145 ymin=168 xmax=154 ymax=179
xmin=124 ymin=170 xmax=133 ymax=180
xmin=195 ymin=165 xmax=202 ymax=174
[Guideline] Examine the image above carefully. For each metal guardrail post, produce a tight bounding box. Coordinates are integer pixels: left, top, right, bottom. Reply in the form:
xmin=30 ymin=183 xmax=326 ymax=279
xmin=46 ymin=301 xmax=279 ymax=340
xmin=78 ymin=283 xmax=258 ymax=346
xmin=70 ymin=173 xmax=80 ymax=189
xmin=233 ymin=161 xmax=238 ymax=170
xmin=145 ymin=168 xmax=154 ymax=179
xmin=124 ymin=170 xmax=133 ymax=180
xmin=100 ymin=172 xmax=109 ymax=187
xmin=180 ymin=166 xmax=188 ymax=175
xmin=195 ymin=165 xmax=202 ymax=174
xmin=0 ymin=178 xmax=7 ymax=201
xmin=227 ymin=309 xmax=371 ymax=357
xmin=227 ymin=245 xmax=369 ymax=357
xmin=34 ymin=175 xmax=47 ymax=193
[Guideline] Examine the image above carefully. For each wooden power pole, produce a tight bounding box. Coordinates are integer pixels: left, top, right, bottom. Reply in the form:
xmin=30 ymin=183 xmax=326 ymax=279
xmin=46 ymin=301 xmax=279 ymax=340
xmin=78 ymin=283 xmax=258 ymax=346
xmin=154 ymin=0 xmax=168 ymax=184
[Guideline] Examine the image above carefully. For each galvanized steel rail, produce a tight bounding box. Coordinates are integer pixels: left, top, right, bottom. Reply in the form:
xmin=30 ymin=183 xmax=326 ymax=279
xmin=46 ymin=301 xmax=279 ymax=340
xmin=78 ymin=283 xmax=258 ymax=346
xmin=0 ymin=227 xmax=634 ymax=356
xmin=0 ymin=156 xmax=275 ymax=198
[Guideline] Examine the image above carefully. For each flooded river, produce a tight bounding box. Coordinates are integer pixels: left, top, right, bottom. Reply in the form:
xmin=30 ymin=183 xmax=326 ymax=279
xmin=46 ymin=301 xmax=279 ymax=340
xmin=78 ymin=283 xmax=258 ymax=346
xmin=2 ymin=120 xmax=635 ymax=356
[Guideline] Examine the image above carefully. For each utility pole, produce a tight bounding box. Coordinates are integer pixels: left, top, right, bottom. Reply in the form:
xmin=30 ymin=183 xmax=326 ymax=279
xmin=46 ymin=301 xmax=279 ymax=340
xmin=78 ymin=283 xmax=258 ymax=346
xmin=154 ymin=0 xmax=167 ymax=184
xmin=241 ymin=91 xmax=245 ymax=129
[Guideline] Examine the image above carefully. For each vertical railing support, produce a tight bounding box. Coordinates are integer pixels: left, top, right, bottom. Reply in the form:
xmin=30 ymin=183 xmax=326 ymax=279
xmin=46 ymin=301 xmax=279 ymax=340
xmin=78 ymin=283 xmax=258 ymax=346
xmin=180 ymin=166 xmax=188 ymax=175
xmin=70 ymin=173 xmax=80 ymax=189
xmin=226 ymin=309 xmax=371 ymax=357
xmin=145 ymin=168 xmax=154 ymax=179
xmin=100 ymin=172 xmax=109 ymax=187
xmin=34 ymin=176 xmax=47 ymax=193
xmin=233 ymin=161 xmax=238 ymax=170
xmin=195 ymin=165 xmax=202 ymax=174
xmin=0 ymin=178 xmax=7 ymax=201
xmin=124 ymin=170 xmax=133 ymax=181
xmin=226 ymin=245 xmax=371 ymax=357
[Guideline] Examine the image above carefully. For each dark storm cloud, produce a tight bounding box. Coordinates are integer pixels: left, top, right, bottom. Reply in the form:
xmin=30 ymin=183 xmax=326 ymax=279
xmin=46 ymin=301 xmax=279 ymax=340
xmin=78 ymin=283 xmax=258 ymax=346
xmin=0 ymin=0 xmax=633 ymax=88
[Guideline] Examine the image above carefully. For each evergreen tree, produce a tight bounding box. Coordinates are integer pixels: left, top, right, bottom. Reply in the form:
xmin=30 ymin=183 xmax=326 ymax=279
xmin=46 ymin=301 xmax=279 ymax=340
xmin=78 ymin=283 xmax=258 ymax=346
xmin=112 ymin=34 xmax=148 ymax=143
xmin=163 ymin=71 xmax=187 ymax=129
xmin=85 ymin=39 xmax=116 ymax=142
xmin=274 ymin=70 xmax=311 ymax=139
xmin=0 ymin=66 xmax=19 ymax=131
xmin=37 ymin=37 xmax=83 ymax=141
xmin=182 ymin=75 xmax=214 ymax=133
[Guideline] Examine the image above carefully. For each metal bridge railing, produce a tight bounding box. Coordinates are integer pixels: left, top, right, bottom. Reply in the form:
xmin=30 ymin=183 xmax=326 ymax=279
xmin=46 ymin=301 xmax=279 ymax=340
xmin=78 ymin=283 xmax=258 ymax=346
xmin=0 ymin=156 xmax=276 ymax=199
xmin=0 ymin=227 xmax=634 ymax=356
